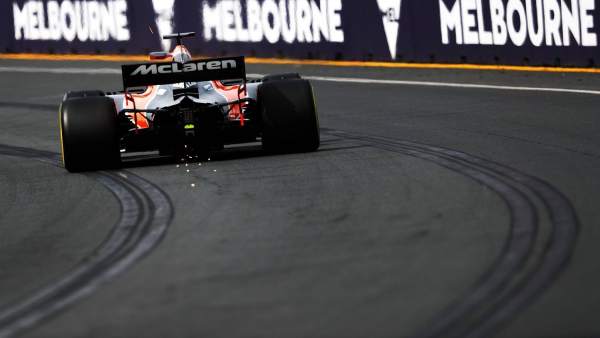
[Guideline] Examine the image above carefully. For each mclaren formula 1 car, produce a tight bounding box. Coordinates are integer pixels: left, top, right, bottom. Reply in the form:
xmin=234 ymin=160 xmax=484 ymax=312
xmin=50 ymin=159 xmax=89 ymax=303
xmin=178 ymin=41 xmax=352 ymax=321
xmin=59 ymin=32 xmax=319 ymax=172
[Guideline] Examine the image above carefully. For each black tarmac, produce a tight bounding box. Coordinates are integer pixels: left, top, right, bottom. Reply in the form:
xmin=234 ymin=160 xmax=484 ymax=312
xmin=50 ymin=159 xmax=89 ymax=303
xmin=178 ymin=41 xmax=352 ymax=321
xmin=0 ymin=59 xmax=599 ymax=338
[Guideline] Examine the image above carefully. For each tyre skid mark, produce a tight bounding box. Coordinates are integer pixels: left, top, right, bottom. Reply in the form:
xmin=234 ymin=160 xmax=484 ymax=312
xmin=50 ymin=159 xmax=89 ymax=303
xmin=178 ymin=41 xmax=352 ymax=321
xmin=0 ymin=133 xmax=579 ymax=338
xmin=0 ymin=145 xmax=174 ymax=338
xmin=325 ymin=130 xmax=578 ymax=338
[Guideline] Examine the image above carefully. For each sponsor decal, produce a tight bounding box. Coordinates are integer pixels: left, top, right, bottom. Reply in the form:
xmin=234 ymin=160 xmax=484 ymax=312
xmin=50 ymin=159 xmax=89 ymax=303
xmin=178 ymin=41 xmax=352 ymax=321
xmin=439 ymin=0 xmax=597 ymax=47
xmin=377 ymin=0 xmax=402 ymax=59
xmin=152 ymin=0 xmax=175 ymax=50
xmin=202 ymin=0 xmax=344 ymax=44
xmin=122 ymin=56 xmax=246 ymax=88
xmin=12 ymin=0 xmax=130 ymax=42
xmin=130 ymin=59 xmax=238 ymax=76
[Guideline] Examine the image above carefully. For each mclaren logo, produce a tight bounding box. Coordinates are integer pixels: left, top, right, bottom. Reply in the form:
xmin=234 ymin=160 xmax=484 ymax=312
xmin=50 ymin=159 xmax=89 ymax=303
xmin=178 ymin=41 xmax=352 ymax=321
xmin=377 ymin=0 xmax=402 ymax=60
xmin=130 ymin=60 xmax=238 ymax=76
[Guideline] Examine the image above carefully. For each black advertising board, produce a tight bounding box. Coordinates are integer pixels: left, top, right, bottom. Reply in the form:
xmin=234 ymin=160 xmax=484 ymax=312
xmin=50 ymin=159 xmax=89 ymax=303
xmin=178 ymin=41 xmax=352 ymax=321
xmin=2 ymin=0 xmax=599 ymax=67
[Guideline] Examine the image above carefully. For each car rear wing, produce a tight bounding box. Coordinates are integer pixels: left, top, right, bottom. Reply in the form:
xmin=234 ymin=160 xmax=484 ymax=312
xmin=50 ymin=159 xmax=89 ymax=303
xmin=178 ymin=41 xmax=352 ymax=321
xmin=121 ymin=56 xmax=246 ymax=89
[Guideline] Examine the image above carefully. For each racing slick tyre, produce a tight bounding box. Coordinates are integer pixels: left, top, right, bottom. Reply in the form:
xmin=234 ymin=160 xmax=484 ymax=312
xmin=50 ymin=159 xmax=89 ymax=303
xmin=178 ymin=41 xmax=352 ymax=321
xmin=258 ymin=79 xmax=320 ymax=153
xmin=60 ymin=96 xmax=121 ymax=172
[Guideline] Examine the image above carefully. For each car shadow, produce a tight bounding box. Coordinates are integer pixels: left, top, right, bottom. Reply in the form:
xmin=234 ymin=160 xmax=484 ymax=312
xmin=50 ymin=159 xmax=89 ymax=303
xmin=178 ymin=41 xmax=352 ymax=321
xmin=120 ymin=140 xmax=366 ymax=169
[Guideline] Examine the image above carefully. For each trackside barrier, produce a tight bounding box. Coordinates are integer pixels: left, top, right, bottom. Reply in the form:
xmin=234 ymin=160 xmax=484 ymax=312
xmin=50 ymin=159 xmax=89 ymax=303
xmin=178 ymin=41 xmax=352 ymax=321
xmin=1 ymin=0 xmax=599 ymax=67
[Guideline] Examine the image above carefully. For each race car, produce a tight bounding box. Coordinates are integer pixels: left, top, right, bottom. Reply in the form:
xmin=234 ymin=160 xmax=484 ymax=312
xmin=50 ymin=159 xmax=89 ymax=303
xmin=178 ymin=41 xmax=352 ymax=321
xmin=59 ymin=32 xmax=320 ymax=172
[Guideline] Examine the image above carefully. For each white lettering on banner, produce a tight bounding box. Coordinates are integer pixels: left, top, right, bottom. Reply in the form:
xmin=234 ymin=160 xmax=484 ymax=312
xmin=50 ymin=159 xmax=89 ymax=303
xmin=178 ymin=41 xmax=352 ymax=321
xmin=13 ymin=0 xmax=130 ymax=42
xmin=377 ymin=0 xmax=402 ymax=59
xmin=152 ymin=0 xmax=176 ymax=50
xmin=202 ymin=0 xmax=344 ymax=44
xmin=439 ymin=0 xmax=597 ymax=47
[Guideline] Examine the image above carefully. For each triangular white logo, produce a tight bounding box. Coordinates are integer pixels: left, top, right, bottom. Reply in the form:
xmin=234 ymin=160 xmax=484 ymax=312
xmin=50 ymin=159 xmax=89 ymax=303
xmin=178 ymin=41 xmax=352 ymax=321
xmin=377 ymin=0 xmax=402 ymax=60
xmin=152 ymin=0 xmax=176 ymax=51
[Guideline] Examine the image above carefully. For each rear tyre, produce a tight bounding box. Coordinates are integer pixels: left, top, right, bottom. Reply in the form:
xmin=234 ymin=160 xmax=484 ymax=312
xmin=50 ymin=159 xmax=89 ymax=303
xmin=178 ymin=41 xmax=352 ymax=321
xmin=60 ymin=96 xmax=121 ymax=172
xmin=258 ymin=79 xmax=320 ymax=153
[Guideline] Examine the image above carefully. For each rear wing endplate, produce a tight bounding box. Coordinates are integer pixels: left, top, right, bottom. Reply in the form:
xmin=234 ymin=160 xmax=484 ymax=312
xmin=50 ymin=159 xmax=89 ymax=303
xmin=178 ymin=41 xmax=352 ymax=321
xmin=121 ymin=56 xmax=246 ymax=89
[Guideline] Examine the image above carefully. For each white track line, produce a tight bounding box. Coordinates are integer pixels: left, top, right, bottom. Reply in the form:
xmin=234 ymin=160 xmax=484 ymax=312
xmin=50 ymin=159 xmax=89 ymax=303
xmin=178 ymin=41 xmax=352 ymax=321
xmin=0 ymin=66 xmax=598 ymax=96
xmin=0 ymin=66 xmax=119 ymax=75
xmin=302 ymin=75 xmax=600 ymax=96
xmin=249 ymin=73 xmax=600 ymax=96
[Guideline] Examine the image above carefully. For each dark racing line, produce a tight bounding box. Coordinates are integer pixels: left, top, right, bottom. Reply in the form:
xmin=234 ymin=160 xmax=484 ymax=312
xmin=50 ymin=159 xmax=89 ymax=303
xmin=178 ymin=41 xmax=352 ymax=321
xmin=0 ymin=145 xmax=174 ymax=338
xmin=325 ymin=130 xmax=578 ymax=338
xmin=0 ymin=129 xmax=579 ymax=338
xmin=0 ymin=59 xmax=582 ymax=338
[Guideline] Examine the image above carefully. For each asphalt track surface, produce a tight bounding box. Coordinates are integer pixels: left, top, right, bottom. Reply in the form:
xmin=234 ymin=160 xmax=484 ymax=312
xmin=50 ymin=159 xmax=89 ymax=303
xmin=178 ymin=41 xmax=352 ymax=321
xmin=0 ymin=59 xmax=598 ymax=338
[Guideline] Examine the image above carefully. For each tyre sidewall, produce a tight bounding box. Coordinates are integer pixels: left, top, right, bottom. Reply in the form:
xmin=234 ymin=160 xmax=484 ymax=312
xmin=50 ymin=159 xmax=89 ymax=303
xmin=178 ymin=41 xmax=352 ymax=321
xmin=60 ymin=96 xmax=120 ymax=172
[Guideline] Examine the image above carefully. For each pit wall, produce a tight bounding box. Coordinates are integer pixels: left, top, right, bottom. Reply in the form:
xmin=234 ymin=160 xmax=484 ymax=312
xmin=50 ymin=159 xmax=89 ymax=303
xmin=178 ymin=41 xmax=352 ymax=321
xmin=2 ymin=0 xmax=599 ymax=67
